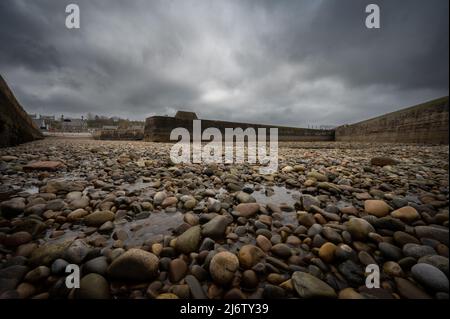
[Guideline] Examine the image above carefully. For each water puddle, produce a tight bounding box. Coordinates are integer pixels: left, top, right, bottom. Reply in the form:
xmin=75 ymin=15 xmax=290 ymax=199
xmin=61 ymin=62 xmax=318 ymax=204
xmin=22 ymin=185 xmax=39 ymax=194
xmin=44 ymin=211 xmax=184 ymax=248
xmin=246 ymin=184 xmax=301 ymax=206
xmin=120 ymin=177 xmax=159 ymax=193
xmin=115 ymin=211 xmax=183 ymax=247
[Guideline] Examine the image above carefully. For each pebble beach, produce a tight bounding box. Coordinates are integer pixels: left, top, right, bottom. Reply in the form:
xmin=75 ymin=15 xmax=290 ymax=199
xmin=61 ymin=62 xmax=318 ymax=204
xmin=0 ymin=137 xmax=448 ymax=299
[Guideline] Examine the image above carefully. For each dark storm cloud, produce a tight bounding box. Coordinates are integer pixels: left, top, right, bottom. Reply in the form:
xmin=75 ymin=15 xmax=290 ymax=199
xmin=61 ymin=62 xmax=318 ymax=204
xmin=0 ymin=0 xmax=448 ymax=126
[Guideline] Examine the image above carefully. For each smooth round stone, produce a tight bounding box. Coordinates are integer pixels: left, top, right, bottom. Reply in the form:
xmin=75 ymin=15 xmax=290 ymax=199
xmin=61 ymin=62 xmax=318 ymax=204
xmin=69 ymin=197 xmax=90 ymax=209
xmin=338 ymin=260 xmax=365 ymax=286
xmin=346 ymin=218 xmax=375 ymax=240
xmin=383 ymin=261 xmax=404 ymax=277
xmin=84 ymin=211 xmax=115 ymax=227
xmin=169 ymin=258 xmax=188 ymax=283
xmin=364 ymin=200 xmax=391 ymax=217
xmin=374 ymin=217 xmax=405 ymax=232
xmin=107 ymin=248 xmax=159 ymax=281
xmin=370 ymin=157 xmax=398 ymax=166
xmin=322 ymin=227 xmax=342 ymax=244
xmin=312 ymin=234 xmax=327 ymax=248
xmin=338 ymin=287 xmax=364 ymax=299
xmin=175 ymin=225 xmax=201 ymax=254
xmin=184 ymin=199 xmax=197 ymax=210
xmin=153 ymin=192 xmax=167 ymax=205
xmin=201 ymin=215 xmax=231 ymax=239
xmin=394 ymin=277 xmax=432 ymax=299
xmin=234 ymin=203 xmax=259 ymax=217
xmin=255 ymin=221 xmax=268 ymax=230
xmin=3 ymin=231 xmax=32 ymax=247
xmin=256 ymin=229 xmax=272 ymax=239
xmin=391 ymin=206 xmax=420 ymax=223
xmin=415 ymin=226 xmax=449 ymax=246
xmin=161 ymin=196 xmax=178 ymax=208
xmin=158 ymin=257 xmax=171 ymax=271
xmin=270 ymin=234 xmax=283 ymax=245
xmin=0 ymin=198 xmax=25 ymax=218
xmin=411 ymin=263 xmax=449 ymax=293
xmin=24 ymin=204 xmax=46 ymax=216
xmin=335 ymin=244 xmax=356 ymax=262
xmin=235 ymin=191 xmax=256 ymax=204
xmin=66 ymin=191 xmax=82 ymax=201
xmin=83 ymin=256 xmax=109 ymax=276
xmin=256 ymin=235 xmax=272 ymax=252
xmin=196 ymin=237 xmax=214 ymax=252
xmin=263 ymin=284 xmax=286 ymax=299
xmin=436 ymin=244 xmax=449 ymax=257
xmin=67 ymin=208 xmax=89 ymax=221
xmin=16 ymin=282 xmax=36 ymax=299
xmin=51 ymin=259 xmax=69 ymax=275
xmin=99 ymin=221 xmax=114 ymax=233
xmin=241 ymin=270 xmax=259 ymax=289
xmin=286 ymin=235 xmax=302 ymax=246
xmin=379 ymin=242 xmax=403 ymax=261
xmin=418 ymin=255 xmax=449 ymax=276
xmin=393 ymin=231 xmax=420 ymax=246
xmin=185 ymin=265 xmax=205 ymax=283
xmin=298 ymin=212 xmax=316 ymax=227
xmin=291 ymin=271 xmax=337 ymax=298
xmin=206 ymin=198 xmax=221 ymax=213
xmin=238 ymin=245 xmax=265 ymax=269
xmin=271 ymin=244 xmax=292 ymax=259
xmin=64 ymin=239 xmax=91 ymax=264
xmin=358 ymin=251 xmax=376 ymax=266
xmin=403 ymin=243 xmax=436 ymax=259
xmin=45 ymin=199 xmax=66 ymax=211
xmin=341 ymin=231 xmax=352 ymax=244
xmin=319 ymin=242 xmax=337 ymax=263
xmin=76 ymin=273 xmax=110 ymax=299
xmin=24 ymin=266 xmax=50 ymax=282
xmin=224 ymin=288 xmax=246 ymax=299
xmin=307 ymin=224 xmax=323 ymax=237
xmin=398 ymin=257 xmax=417 ymax=271
xmin=209 ymin=252 xmax=239 ymax=285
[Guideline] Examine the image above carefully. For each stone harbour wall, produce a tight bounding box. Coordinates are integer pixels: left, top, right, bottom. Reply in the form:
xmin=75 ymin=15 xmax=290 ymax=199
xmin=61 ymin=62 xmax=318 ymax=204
xmin=93 ymin=129 xmax=144 ymax=140
xmin=144 ymin=116 xmax=335 ymax=143
xmin=0 ymin=75 xmax=43 ymax=148
xmin=335 ymin=97 xmax=449 ymax=144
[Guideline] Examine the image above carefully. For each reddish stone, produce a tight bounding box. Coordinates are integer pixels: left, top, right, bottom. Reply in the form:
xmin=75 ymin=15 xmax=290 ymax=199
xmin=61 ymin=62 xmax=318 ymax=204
xmin=23 ymin=161 xmax=64 ymax=172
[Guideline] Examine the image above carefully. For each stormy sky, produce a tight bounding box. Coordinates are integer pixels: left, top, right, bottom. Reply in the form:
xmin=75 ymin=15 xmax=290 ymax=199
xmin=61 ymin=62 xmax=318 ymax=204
xmin=0 ymin=0 xmax=448 ymax=127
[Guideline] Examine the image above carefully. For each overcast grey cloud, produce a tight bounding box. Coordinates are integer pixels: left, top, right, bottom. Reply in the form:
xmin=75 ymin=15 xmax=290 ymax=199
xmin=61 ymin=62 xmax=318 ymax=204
xmin=0 ymin=0 xmax=448 ymax=126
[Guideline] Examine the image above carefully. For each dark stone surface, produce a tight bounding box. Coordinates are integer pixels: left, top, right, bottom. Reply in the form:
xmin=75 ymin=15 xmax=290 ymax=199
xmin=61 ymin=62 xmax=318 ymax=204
xmin=335 ymin=96 xmax=449 ymax=144
xmin=0 ymin=74 xmax=43 ymax=147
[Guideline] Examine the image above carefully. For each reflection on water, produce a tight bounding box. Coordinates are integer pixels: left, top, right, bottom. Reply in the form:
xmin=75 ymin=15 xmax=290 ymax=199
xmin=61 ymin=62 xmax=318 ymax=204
xmin=44 ymin=212 xmax=184 ymax=248
xmin=22 ymin=185 xmax=39 ymax=194
xmin=246 ymin=184 xmax=301 ymax=206
xmin=115 ymin=211 xmax=183 ymax=247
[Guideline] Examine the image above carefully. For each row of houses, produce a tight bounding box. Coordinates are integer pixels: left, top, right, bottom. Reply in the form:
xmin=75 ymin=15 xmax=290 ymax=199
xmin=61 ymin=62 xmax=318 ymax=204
xmin=29 ymin=114 xmax=88 ymax=132
xmin=28 ymin=114 xmax=144 ymax=133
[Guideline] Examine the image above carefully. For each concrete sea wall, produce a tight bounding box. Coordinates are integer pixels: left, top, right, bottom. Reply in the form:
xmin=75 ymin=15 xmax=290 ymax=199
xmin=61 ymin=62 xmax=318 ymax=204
xmin=144 ymin=116 xmax=335 ymax=142
xmin=0 ymin=75 xmax=43 ymax=148
xmin=93 ymin=129 xmax=144 ymax=140
xmin=335 ymin=97 xmax=449 ymax=144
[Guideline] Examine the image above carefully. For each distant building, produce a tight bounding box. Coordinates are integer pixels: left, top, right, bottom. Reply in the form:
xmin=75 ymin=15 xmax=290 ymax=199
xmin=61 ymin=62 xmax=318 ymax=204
xmin=61 ymin=118 xmax=88 ymax=132
xmin=102 ymin=125 xmax=119 ymax=130
xmin=28 ymin=114 xmax=53 ymax=130
xmin=175 ymin=111 xmax=198 ymax=120
xmin=40 ymin=115 xmax=55 ymax=121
